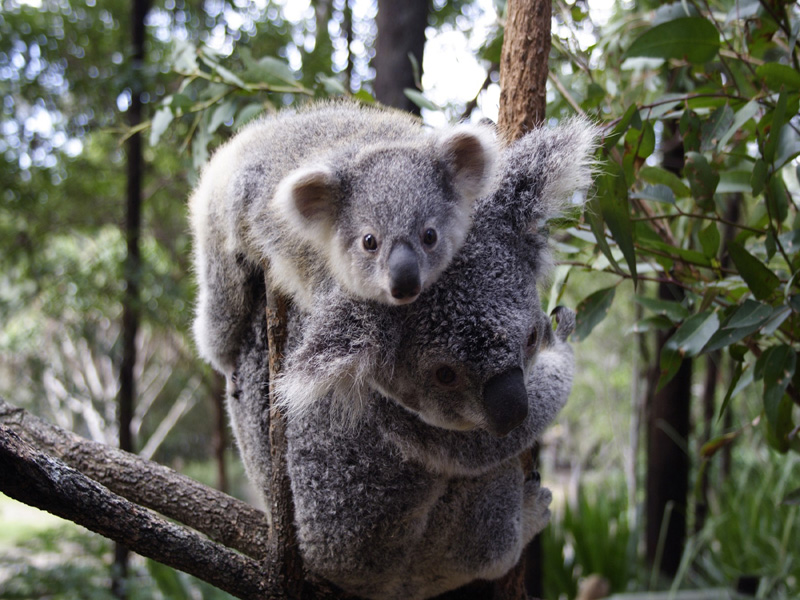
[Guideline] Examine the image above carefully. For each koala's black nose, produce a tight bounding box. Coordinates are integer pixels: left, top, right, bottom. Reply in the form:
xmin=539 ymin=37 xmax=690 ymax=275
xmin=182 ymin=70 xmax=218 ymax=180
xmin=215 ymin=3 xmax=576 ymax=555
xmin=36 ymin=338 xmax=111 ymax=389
xmin=482 ymin=367 xmax=528 ymax=437
xmin=388 ymin=242 xmax=421 ymax=301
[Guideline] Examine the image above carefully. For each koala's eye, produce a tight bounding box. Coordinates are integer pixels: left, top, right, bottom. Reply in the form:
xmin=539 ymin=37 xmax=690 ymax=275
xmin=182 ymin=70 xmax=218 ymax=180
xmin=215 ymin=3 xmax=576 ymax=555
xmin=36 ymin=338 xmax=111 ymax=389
xmin=422 ymin=228 xmax=438 ymax=247
xmin=434 ymin=365 xmax=458 ymax=387
xmin=362 ymin=233 xmax=378 ymax=252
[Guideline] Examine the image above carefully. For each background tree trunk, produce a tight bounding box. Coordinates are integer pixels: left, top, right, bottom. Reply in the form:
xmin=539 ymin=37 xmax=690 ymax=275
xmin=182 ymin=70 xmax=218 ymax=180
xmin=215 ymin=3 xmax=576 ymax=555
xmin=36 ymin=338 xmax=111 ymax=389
xmin=496 ymin=0 xmax=551 ymax=140
xmin=114 ymin=0 xmax=149 ymax=595
xmin=373 ymin=0 xmax=429 ymax=114
xmin=645 ymin=123 xmax=690 ymax=579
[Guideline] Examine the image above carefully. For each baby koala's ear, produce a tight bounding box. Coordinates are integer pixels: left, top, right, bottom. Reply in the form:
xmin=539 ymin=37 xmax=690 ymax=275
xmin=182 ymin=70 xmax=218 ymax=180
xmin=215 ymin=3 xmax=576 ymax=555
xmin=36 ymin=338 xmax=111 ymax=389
xmin=273 ymin=165 xmax=341 ymax=241
xmin=436 ymin=122 xmax=500 ymax=203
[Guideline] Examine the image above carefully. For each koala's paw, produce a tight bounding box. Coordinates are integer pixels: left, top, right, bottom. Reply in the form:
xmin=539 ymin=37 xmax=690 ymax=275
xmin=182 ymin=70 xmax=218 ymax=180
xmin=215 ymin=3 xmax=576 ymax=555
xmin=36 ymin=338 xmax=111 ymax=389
xmin=522 ymin=477 xmax=553 ymax=543
xmin=551 ymin=306 xmax=576 ymax=342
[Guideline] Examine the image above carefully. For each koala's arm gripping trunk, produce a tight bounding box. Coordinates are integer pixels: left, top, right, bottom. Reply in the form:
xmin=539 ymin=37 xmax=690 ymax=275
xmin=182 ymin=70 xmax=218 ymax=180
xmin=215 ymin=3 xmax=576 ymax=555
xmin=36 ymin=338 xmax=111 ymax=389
xmin=264 ymin=268 xmax=305 ymax=598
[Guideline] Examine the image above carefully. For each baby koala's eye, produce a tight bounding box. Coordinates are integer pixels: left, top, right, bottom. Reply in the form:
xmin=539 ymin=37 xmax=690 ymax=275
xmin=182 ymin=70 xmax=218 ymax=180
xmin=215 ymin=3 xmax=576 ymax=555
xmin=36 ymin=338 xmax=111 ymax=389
xmin=434 ymin=365 xmax=458 ymax=387
xmin=422 ymin=228 xmax=438 ymax=247
xmin=362 ymin=233 xmax=378 ymax=251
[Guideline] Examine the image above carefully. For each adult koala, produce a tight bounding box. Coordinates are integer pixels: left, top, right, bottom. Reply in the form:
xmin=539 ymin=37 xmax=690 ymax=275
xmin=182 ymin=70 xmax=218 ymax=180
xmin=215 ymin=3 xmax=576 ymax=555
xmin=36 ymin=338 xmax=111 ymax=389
xmin=224 ymin=120 xmax=596 ymax=600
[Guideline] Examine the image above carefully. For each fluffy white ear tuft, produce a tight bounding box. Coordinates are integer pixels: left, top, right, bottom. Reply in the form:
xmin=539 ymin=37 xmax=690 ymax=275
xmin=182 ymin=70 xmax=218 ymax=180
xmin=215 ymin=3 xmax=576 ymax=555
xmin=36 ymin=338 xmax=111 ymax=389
xmin=273 ymin=165 xmax=340 ymax=242
xmin=437 ymin=123 xmax=500 ymax=202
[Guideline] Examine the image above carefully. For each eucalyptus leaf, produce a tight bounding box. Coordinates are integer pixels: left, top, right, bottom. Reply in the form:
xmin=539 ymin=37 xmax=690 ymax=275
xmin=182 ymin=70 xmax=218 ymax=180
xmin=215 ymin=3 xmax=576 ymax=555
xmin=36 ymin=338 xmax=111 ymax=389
xmin=598 ymin=160 xmax=637 ymax=283
xmin=684 ymin=151 xmax=719 ymax=210
xmin=664 ymin=310 xmax=720 ymax=357
xmin=574 ymin=286 xmax=617 ymax=341
xmin=699 ymin=223 xmax=720 ymax=258
xmin=756 ymin=63 xmax=800 ymax=91
xmin=727 ymin=241 xmax=781 ymax=301
xmin=149 ymin=107 xmax=173 ymax=147
xmin=623 ymin=17 xmax=720 ymax=64
xmin=716 ymin=99 xmax=759 ymax=150
xmin=630 ymin=184 xmax=675 ymax=204
xmin=635 ymin=295 xmax=690 ymax=322
xmin=701 ymin=104 xmax=735 ymax=152
xmin=638 ymin=165 xmax=691 ymax=197
xmin=404 ymin=89 xmax=440 ymax=112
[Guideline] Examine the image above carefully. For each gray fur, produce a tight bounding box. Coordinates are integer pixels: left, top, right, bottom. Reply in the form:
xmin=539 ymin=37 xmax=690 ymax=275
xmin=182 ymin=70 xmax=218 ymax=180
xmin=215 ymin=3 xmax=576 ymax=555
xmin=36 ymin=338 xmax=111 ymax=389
xmin=217 ymin=118 xmax=597 ymax=599
xmin=190 ymin=102 xmax=498 ymax=375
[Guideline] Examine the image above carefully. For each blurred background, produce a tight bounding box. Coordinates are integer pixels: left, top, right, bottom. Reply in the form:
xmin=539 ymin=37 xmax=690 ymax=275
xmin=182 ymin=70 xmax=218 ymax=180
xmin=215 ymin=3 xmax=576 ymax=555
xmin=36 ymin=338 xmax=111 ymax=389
xmin=1 ymin=0 xmax=799 ymax=598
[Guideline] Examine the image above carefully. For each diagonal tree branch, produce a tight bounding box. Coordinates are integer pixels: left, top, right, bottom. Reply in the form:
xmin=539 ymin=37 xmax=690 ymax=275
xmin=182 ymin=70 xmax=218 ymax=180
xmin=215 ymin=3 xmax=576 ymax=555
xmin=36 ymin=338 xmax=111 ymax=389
xmin=0 ymin=395 xmax=268 ymax=560
xmin=0 ymin=424 xmax=272 ymax=600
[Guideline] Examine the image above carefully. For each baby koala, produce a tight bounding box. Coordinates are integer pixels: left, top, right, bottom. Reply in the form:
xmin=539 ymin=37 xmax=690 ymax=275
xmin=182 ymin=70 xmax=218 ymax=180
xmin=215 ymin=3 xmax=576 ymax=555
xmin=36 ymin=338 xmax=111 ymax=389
xmin=190 ymin=102 xmax=498 ymax=375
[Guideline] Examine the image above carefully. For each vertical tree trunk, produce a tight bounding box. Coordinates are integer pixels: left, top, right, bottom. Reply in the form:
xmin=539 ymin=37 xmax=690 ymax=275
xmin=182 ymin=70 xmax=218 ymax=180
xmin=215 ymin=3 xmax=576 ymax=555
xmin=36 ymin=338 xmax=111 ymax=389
xmin=373 ymin=0 xmax=429 ymax=114
xmin=496 ymin=0 xmax=551 ymax=140
xmin=645 ymin=123 xmax=690 ymax=578
xmin=113 ymin=0 xmax=148 ymax=597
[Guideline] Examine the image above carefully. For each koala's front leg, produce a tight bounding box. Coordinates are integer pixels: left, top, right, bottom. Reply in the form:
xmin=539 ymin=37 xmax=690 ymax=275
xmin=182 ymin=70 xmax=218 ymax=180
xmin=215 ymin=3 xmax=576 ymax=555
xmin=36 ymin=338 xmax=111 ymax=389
xmin=522 ymin=471 xmax=553 ymax=542
xmin=274 ymin=290 xmax=401 ymax=419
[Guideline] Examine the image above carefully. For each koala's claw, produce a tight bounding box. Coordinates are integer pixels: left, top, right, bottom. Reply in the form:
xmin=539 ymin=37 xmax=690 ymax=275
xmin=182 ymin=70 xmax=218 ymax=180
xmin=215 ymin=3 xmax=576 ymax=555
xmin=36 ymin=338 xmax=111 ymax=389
xmin=551 ymin=306 xmax=575 ymax=342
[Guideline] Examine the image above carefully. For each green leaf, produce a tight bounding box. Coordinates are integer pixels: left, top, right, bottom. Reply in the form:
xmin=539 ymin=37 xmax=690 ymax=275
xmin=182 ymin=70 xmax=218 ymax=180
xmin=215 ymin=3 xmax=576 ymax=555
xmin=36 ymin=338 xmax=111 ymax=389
xmin=403 ymin=89 xmax=440 ymax=112
xmin=701 ymin=104 xmax=735 ymax=152
xmin=699 ymin=223 xmax=720 ymax=258
xmin=598 ymin=160 xmax=637 ymax=283
xmin=635 ymin=295 xmax=690 ymax=322
xmin=756 ymin=63 xmax=800 ymax=91
xmin=684 ymin=151 xmax=719 ymax=210
xmin=764 ymin=89 xmax=787 ymax=164
xmin=727 ymin=241 xmax=781 ymax=300
xmin=604 ymin=104 xmax=639 ymax=149
xmin=234 ymin=103 xmax=265 ymax=128
xmin=585 ymin=197 xmax=622 ymax=273
xmin=630 ymin=184 xmax=675 ymax=204
xmin=149 ymin=107 xmax=173 ymax=147
xmin=251 ymin=56 xmax=296 ymax=86
xmin=778 ymin=230 xmax=800 ymax=255
xmin=717 ymin=170 xmax=752 ymax=194
xmin=208 ymin=100 xmax=236 ymax=134
xmin=727 ymin=299 xmax=773 ymax=328
xmin=762 ymin=305 xmax=792 ymax=336
xmin=318 ymin=75 xmax=347 ymax=95
xmin=623 ymin=17 xmax=720 ymax=64
xmin=718 ymin=361 xmax=745 ymax=422
xmin=574 ymin=286 xmax=617 ymax=341
xmin=716 ymin=99 xmax=759 ymax=150
xmin=767 ymin=173 xmax=790 ymax=223
xmin=639 ymin=165 xmax=691 ymax=197
xmin=751 ymin=158 xmax=768 ymax=196
xmin=665 ymin=310 xmax=720 ymax=357
xmin=625 ymin=120 xmax=655 ymax=158
xmin=774 ymin=122 xmax=800 ymax=171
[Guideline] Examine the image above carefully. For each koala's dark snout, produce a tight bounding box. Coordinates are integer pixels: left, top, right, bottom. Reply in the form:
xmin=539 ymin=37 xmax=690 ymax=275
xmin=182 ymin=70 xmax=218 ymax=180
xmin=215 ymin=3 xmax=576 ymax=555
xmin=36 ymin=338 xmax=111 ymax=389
xmin=481 ymin=367 xmax=528 ymax=437
xmin=388 ymin=241 xmax=421 ymax=302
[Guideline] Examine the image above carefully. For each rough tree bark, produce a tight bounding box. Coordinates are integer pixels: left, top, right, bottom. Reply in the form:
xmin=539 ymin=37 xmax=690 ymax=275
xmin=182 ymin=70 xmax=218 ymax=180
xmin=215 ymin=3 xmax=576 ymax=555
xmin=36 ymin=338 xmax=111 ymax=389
xmin=373 ymin=0 xmax=429 ymax=114
xmin=0 ymin=396 xmax=354 ymax=600
xmin=496 ymin=0 xmax=551 ymax=141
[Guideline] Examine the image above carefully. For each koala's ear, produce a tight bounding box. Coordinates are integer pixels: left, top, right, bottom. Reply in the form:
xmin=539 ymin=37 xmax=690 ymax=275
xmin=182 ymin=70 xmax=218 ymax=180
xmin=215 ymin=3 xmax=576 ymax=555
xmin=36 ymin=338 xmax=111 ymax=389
xmin=487 ymin=118 xmax=599 ymax=234
xmin=437 ymin=123 xmax=500 ymax=203
xmin=273 ymin=165 xmax=341 ymax=238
